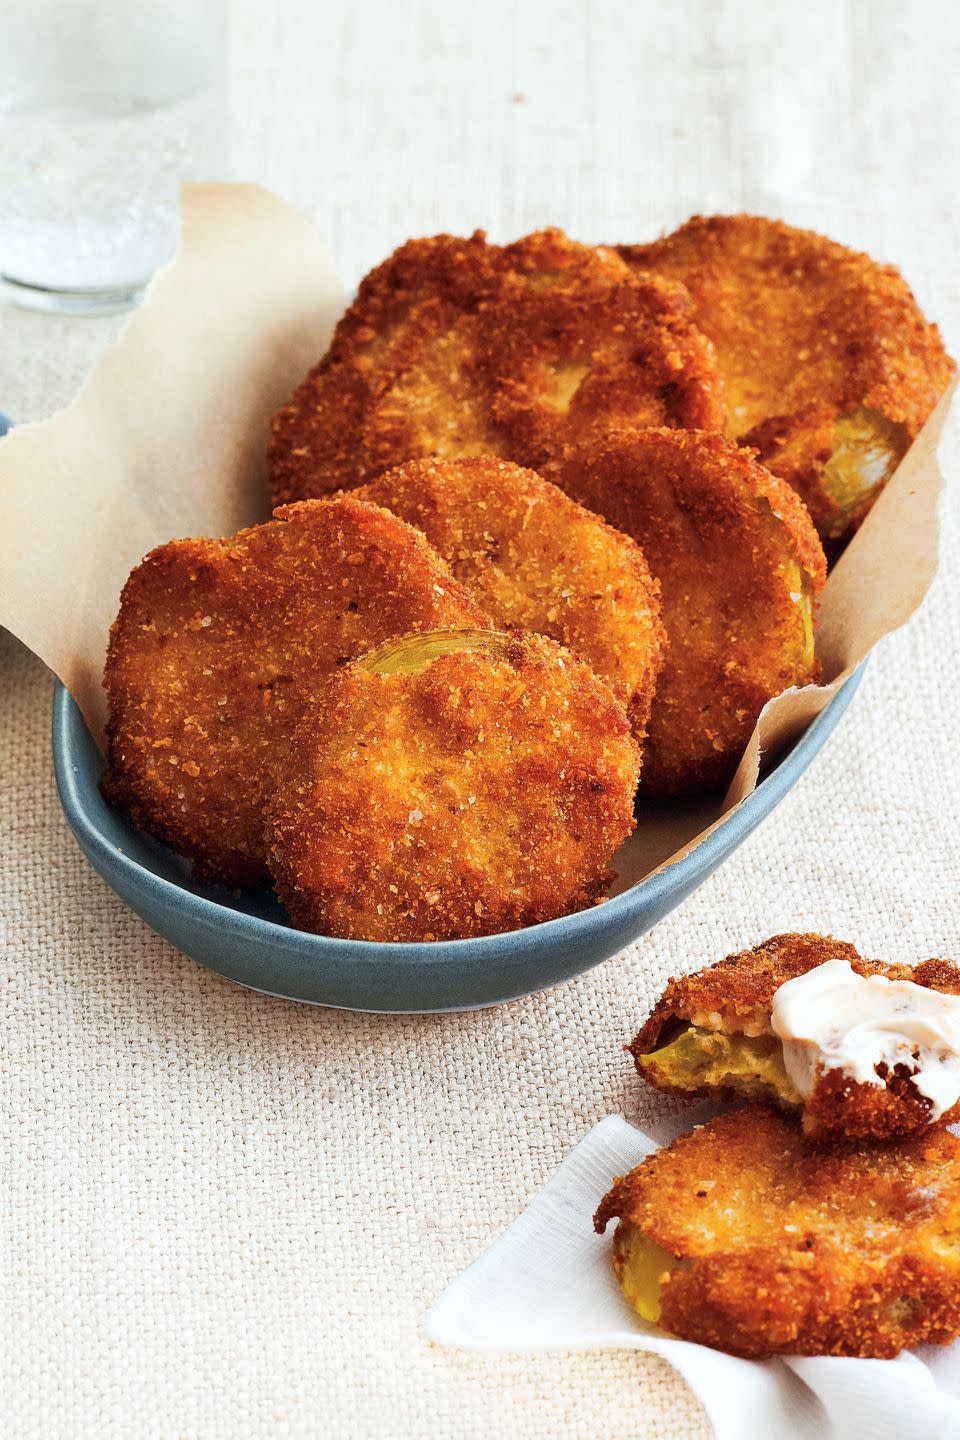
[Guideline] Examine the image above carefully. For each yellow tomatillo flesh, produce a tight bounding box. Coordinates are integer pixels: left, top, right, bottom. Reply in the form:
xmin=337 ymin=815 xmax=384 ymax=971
xmin=636 ymin=1025 xmax=802 ymax=1105
xmin=357 ymin=628 xmax=508 ymax=676
xmin=612 ymin=1221 xmax=678 ymax=1325
xmin=822 ymin=406 xmax=909 ymax=524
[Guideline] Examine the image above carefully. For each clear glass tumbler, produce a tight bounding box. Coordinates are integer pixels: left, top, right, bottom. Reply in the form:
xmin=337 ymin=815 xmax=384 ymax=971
xmin=0 ymin=0 xmax=227 ymax=314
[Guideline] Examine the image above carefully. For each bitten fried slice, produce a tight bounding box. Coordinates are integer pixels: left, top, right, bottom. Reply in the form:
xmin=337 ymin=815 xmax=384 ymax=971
xmin=559 ymin=428 xmax=826 ymax=795
xmin=267 ymin=228 xmax=725 ymax=505
xmin=620 ymin=214 xmax=955 ymax=541
xmin=354 ymin=456 xmax=665 ymax=739
xmin=630 ymin=932 xmax=960 ymax=1139
xmin=594 ymin=1107 xmax=960 ymax=1358
xmin=265 ymin=629 xmax=641 ymax=941
xmin=102 ymin=497 xmax=490 ymax=887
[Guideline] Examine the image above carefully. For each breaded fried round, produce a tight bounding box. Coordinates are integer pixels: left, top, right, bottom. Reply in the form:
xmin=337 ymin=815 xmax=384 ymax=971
xmin=102 ymin=497 xmax=490 ymax=887
xmin=620 ymin=214 xmax=955 ymax=541
xmin=594 ymin=1107 xmax=960 ymax=1358
xmin=630 ymin=933 xmax=960 ymax=1139
xmin=353 ymin=456 xmax=665 ymax=738
xmin=265 ymin=629 xmax=641 ymax=941
xmin=559 ymin=428 xmax=826 ymax=794
xmin=269 ymin=231 xmax=503 ymax=506
xmin=268 ymin=228 xmax=725 ymax=505
xmin=479 ymin=267 xmax=723 ymax=475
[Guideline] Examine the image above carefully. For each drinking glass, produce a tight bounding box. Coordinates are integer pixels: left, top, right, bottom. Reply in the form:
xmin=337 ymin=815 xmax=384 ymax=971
xmin=0 ymin=0 xmax=227 ymax=314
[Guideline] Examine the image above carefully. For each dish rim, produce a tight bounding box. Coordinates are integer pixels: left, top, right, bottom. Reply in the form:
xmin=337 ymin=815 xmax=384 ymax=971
xmin=52 ymin=665 xmax=866 ymax=970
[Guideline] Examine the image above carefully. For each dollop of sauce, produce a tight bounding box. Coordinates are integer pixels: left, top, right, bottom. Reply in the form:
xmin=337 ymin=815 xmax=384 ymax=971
xmin=770 ymin=958 xmax=960 ymax=1120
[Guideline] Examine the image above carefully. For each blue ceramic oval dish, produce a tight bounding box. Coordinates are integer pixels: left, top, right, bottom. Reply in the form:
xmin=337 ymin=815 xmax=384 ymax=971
xmin=52 ymin=670 xmax=863 ymax=1012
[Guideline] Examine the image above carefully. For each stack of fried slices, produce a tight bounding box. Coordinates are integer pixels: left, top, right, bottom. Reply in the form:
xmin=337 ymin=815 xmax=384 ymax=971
xmin=101 ymin=220 xmax=954 ymax=941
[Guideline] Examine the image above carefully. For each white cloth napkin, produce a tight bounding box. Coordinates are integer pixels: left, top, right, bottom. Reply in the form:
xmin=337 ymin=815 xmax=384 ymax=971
xmin=426 ymin=1116 xmax=960 ymax=1440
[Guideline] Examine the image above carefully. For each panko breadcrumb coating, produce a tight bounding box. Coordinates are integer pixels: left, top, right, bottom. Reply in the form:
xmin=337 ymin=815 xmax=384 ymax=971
xmin=102 ymin=497 xmax=489 ymax=887
xmin=265 ymin=630 xmax=641 ymax=941
xmin=268 ymin=228 xmax=725 ymax=505
xmin=594 ymin=1107 xmax=960 ymax=1358
xmin=559 ymin=428 xmax=826 ymax=794
xmin=354 ymin=456 xmax=665 ymax=739
xmin=619 ymin=214 xmax=955 ymax=541
xmin=629 ymin=932 xmax=960 ymax=1139
xmin=476 ymin=261 xmax=724 ymax=476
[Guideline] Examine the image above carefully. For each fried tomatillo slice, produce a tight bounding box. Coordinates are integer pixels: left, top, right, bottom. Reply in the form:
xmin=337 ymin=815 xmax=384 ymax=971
xmin=354 ymin=456 xmax=665 ymax=740
xmin=595 ymin=1107 xmax=960 ymax=1358
xmin=102 ymin=497 xmax=490 ymax=887
xmin=480 ymin=270 xmax=725 ymax=470
xmin=559 ymin=428 xmax=826 ymax=795
xmin=631 ymin=932 xmax=960 ymax=1139
xmin=267 ymin=228 xmax=725 ymax=506
xmin=268 ymin=229 xmax=638 ymax=504
xmin=265 ymin=630 xmax=641 ymax=941
xmin=269 ymin=231 xmax=505 ymax=505
xmin=377 ymin=266 xmax=724 ymax=488
xmin=619 ymin=214 xmax=955 ymax=541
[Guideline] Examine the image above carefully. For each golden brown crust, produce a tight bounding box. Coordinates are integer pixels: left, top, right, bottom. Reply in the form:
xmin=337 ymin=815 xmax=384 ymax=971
xmin=620 ymin=214 xmax=955 ymax=539
xmin=594 ymin=1107 xmax=960 ymax=1358
xmin=631 ymin=933 xmax=863 ymax=1051
xmin=354 ymin=456 xmax=665 ymax=740
xmin=102 ymin=497 xmax=490 ymax=887
xmin=267 ymin=229 xmax=725 ymax=505
xmin=269 ymin=231 xmax=505 ymax=503
xmin=478 ymin=268 xmax=725 ymax=472
xmin=802 ymin=1064 xmax=958 ymax=1142
xmin=558 ymin=428 xmax=826 ymax=794
xmin=629 ymin=933 xmax=960 ymax=1138
xmin=265 ymin=630 xmax=641 ymax=941
xmin=499 ymin=228 xmax=634 ymax=286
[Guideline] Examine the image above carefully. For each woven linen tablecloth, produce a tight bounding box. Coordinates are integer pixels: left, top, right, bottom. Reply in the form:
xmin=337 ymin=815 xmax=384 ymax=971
xmin=3 ymin=3 xmax=960 ymax=1436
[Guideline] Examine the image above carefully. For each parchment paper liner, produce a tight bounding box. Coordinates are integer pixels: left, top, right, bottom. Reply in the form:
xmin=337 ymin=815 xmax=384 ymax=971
xmin=0 ymin=183 xmax=954 ymax=898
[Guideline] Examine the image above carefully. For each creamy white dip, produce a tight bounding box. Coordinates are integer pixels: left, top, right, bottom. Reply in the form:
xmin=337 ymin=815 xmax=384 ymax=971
xmin=770 ymin=958 xmax=960 ymax=1120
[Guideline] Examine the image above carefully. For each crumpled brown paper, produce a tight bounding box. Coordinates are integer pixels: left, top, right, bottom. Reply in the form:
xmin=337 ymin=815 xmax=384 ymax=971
xmin=0 ymin=183 xmax=953 ymax=891
xmin=0 ymin=184 xmax=345 ymax=738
